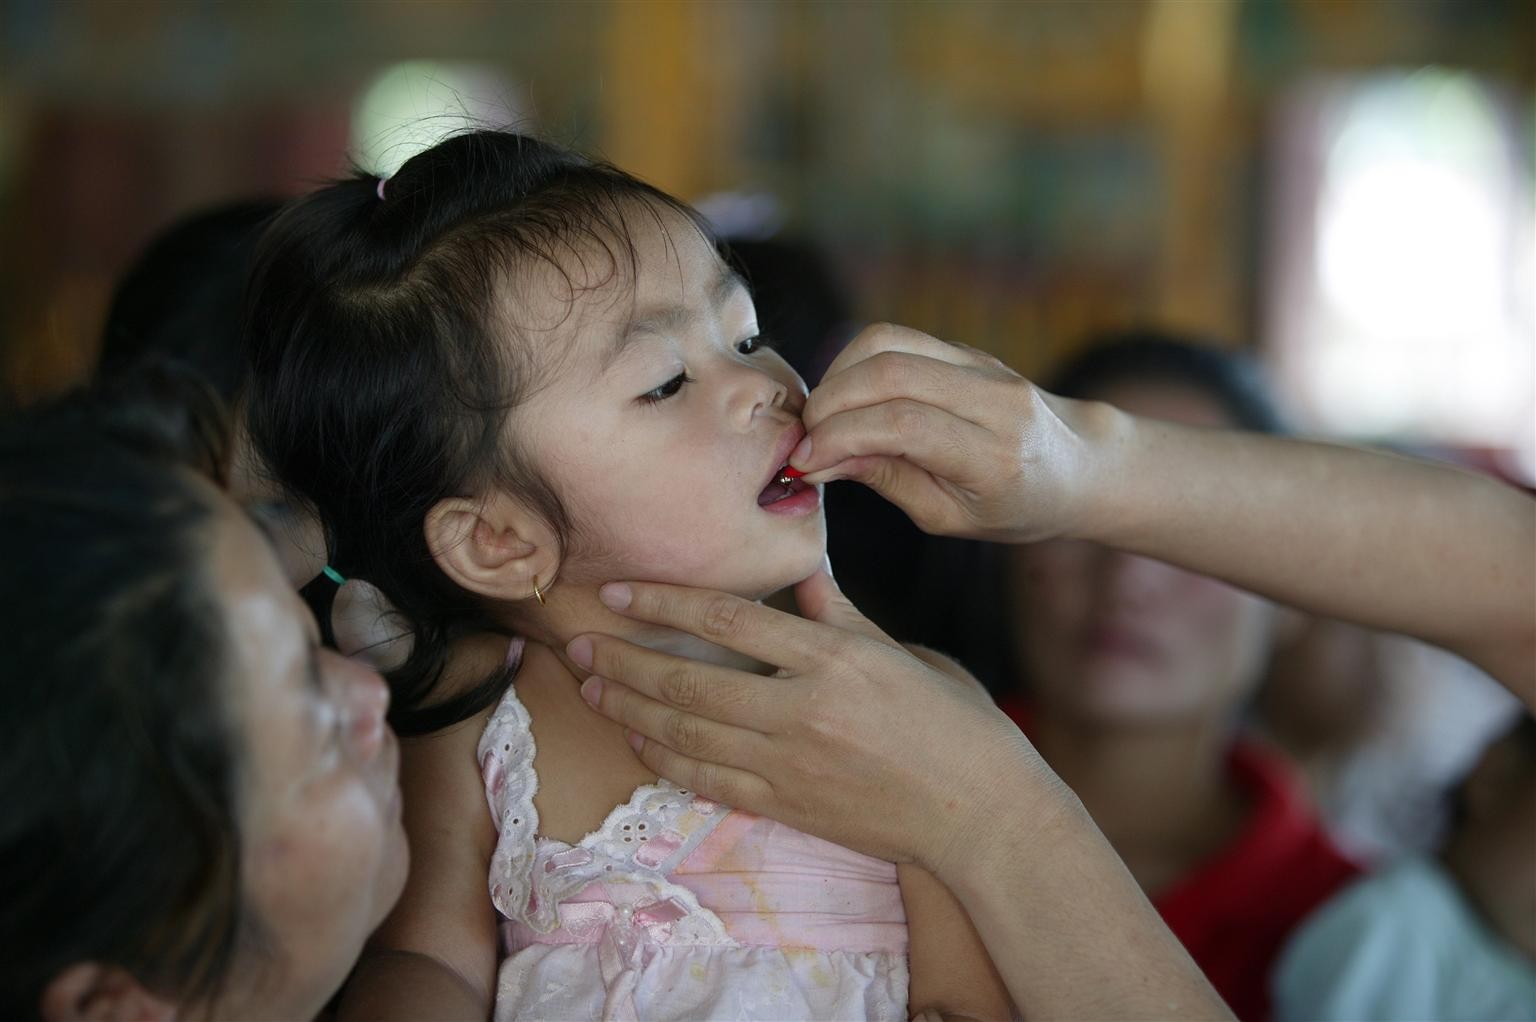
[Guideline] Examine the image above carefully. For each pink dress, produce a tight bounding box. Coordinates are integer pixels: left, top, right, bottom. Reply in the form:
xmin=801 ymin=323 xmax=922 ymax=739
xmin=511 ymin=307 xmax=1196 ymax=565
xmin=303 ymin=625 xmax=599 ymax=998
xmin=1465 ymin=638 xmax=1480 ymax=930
xmin=478 ymin=681 xmax=910 ymax=1021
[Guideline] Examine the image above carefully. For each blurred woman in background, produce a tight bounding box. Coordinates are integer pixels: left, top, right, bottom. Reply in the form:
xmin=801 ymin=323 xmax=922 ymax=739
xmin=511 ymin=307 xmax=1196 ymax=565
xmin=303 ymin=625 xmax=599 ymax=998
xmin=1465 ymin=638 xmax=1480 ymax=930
xmin=997 ymin=332 xmax=1358 ymax=1020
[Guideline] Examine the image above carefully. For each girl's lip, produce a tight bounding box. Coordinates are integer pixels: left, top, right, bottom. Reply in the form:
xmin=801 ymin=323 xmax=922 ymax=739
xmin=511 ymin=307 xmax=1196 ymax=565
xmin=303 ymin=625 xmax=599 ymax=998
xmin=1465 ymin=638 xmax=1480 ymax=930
xmin=758 ymin=481 xmax=821 ymax=517
xmin=763 ymin=422 xmax=807 ymax=490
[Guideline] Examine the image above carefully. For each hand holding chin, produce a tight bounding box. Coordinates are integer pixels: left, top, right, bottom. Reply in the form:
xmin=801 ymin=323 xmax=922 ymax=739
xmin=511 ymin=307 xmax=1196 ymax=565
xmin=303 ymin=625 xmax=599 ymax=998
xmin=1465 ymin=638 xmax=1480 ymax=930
xmin=569 ymin=564 xmax=1041 ymax=876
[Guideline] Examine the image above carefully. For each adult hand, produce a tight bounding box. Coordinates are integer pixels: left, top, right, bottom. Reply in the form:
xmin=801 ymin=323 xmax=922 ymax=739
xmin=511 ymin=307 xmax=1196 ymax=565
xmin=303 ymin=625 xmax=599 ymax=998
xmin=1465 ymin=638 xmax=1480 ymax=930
xmin=568 ymin=562 xmax=1054 ymax=877
xmin=791 ymin=323 xmax=1098 ymax=543
xmin=572 ymin=568 xmax=1232 ymax=1019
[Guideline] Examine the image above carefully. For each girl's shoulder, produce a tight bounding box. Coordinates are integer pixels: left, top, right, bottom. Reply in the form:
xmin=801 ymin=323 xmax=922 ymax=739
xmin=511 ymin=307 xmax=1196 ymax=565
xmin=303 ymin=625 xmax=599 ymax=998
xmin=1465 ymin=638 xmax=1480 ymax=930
xmin=491 ymin=642 xmax=658 ymax=847
xmin=438 ymin=630 xmax=522 ymax=701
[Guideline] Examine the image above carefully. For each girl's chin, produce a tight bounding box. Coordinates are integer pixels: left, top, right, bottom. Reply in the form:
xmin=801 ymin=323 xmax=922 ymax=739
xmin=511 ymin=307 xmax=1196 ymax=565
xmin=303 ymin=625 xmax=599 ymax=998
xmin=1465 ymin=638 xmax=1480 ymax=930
xmin=575 ymin=541 xmax=827 ymax=601
xmin=749 ymin=551 xmax=829 ymax=600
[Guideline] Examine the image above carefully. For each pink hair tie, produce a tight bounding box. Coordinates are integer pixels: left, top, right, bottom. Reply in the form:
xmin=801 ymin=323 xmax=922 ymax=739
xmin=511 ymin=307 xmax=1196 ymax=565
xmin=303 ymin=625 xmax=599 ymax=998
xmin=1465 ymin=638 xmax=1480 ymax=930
xmin=376 ymin=176 xmax=388 ymax=201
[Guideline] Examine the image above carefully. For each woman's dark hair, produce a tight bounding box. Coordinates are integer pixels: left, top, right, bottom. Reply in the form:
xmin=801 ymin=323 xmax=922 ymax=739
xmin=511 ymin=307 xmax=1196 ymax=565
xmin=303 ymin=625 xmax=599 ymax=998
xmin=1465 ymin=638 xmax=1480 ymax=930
xmin=244 ymin=130 xmax=714 ymax=736
xmin=1046 ymin=328 xmax=1286 ymax=435
xmin=97 ymin=199 xmax=347 ymax=639
xmin=99 ymin=199 xmax=282 ymax=399
xmin=0 ymin=371 xmax=247 ymax=1018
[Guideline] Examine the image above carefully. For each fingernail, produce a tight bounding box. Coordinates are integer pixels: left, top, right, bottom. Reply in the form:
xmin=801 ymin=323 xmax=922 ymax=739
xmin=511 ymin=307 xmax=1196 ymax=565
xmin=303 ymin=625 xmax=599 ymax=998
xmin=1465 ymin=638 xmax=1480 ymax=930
xmin=625 ymin=729 xmax=645 ymax=753
xmin=567 ymin=635 xmax=594 ymax=669
xmin=599 ymin=582 xmax=632 ymax=610
xmin=789 ymin=436 xmax=812 ymax=466
xmin=579 ymin=676 xmax=603 ymax=707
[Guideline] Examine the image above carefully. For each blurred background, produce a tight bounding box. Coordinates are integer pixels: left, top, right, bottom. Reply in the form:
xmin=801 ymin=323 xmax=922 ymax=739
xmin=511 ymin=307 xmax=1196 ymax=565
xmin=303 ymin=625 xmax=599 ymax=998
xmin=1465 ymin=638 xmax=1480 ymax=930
xmin=1 ymin=0 xmax=1531 ymax=476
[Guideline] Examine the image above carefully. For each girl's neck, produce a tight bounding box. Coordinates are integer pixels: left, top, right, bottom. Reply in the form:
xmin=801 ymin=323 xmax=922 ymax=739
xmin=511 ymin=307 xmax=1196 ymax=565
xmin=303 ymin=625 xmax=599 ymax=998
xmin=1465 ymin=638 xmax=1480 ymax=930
xmin=480 ymin=582 xmax=774 ymax=847
xmin=1031 ymin=708 xmax=1246 ymax=894
xmin=503 ymin=580 xmax=769 ymax=681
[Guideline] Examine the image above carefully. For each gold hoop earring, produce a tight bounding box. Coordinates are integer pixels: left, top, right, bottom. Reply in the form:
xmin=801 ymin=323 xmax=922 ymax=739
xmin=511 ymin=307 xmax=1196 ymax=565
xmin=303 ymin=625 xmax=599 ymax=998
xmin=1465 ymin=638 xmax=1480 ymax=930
xmin=532 ymin=575 xmax=546 ymax=606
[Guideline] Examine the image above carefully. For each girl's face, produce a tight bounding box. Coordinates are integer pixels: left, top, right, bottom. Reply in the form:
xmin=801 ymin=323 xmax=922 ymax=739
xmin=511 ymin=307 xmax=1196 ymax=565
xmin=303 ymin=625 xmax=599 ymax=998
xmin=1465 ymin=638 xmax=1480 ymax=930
xmin=507 ymin=206 xmax=826 ymax=599
xmin=208 ymin=498 xmax=408 ymax=1018
xmin=1010 ymin=381 xmax=1278 ymax=727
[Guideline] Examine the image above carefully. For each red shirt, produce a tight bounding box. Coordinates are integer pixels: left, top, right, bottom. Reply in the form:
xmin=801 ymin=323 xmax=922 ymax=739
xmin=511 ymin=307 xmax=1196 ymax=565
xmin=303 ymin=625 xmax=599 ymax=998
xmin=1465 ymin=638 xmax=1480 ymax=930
xmin=999 ymin=698 xmax=1361 ymax=1021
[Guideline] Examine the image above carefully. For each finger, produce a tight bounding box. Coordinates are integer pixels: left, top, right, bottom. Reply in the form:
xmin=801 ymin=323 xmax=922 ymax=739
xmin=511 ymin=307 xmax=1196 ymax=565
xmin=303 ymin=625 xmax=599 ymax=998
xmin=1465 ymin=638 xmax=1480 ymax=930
xmin=597 ymin=581 xmax=834 ymax=670
xmin=820 ymin=322 xmax=997 ymax=386
xmin=802 ymin=351 xmax=995 ymax=441
xmin=625 ymin=728 xmax=777 ymax=814
xmin=820 ymin=455 xmax=971 ymax=537
xmin=571 ymin=632 xmax=780 ymax=730
xmin=793 ymin=559 xmax=896 ymax=646
xmin=797 ymin=399 xmax=993 ymax=485
xmin=579 ymin=672 xmax=774 ymax=770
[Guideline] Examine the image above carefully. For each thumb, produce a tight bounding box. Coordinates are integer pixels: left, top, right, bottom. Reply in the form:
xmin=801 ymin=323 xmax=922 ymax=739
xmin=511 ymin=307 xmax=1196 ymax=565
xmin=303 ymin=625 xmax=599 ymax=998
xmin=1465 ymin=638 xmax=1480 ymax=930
xmin=793 ymin=557 xmax=894 ymax=644
xmin=822 ymin=455 xmax=958 ymax=537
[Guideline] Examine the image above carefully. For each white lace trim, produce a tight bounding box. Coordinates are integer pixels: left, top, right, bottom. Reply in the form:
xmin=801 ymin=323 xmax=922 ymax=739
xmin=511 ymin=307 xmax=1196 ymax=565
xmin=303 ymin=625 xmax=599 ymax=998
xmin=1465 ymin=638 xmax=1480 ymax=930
xmin=479 ymin=679 xmax=540 ymax=922
xmin=480 ymin=679 xmax=734 ymax=940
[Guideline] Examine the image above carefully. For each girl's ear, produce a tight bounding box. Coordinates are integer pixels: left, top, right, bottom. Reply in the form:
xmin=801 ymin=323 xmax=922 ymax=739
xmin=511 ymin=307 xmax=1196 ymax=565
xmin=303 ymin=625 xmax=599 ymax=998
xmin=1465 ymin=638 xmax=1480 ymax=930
xmin=425 ymin=493 xmax=559 ymax=603
xmin=40 ymin=962 xmax=178 ymax=1022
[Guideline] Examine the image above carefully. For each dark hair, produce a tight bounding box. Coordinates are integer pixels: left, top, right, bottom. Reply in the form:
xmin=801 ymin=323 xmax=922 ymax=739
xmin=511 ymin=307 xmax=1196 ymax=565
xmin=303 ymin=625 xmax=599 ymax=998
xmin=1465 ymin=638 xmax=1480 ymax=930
xmin=244 ymin=131 xmax=714 ymax=735
xmin=0 ymin=372 xmax=247 ymax=1018
xmin=99 ymin=200 xmax=282 ymax=399
xmin=1047 ymin=328 xmax=1285 ymax=435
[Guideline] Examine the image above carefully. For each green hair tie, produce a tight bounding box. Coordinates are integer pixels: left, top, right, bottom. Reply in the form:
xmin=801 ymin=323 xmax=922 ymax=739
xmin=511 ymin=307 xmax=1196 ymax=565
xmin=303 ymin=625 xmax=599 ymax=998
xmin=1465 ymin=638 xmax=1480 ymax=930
xmin=321 ymin=565 xmax=347 ymax=586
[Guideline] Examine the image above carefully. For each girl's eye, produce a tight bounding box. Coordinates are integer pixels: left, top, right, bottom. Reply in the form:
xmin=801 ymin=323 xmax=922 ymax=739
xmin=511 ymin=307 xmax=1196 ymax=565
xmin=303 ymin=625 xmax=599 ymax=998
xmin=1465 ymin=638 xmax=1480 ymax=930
xmin=737 ymin=336 xmax=767 ymax=355
xmin=639 ymin=371 xmax=695 ymax=404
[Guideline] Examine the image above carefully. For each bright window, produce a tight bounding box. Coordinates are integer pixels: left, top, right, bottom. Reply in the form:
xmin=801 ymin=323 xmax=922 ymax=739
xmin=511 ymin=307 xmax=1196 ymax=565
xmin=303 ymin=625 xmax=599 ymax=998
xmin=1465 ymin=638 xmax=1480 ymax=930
xmin=351 ymin=61 xmax=527 ymax=177
xmin=1268 ymin=70 xmax=1534 ymax=482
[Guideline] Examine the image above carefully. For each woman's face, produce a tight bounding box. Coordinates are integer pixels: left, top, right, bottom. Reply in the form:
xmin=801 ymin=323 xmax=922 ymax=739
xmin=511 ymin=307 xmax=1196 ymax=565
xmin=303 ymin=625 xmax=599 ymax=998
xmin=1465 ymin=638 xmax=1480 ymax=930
xmin=208 ymin=499 xmax=408 ymax=1019
xmin=1010 ymin=381 xmax=1278 ymax=727
xmin=506 ymin=205 xmax=827 ymax=600
xmin=229 ymin=423 xmax=327 ymax=589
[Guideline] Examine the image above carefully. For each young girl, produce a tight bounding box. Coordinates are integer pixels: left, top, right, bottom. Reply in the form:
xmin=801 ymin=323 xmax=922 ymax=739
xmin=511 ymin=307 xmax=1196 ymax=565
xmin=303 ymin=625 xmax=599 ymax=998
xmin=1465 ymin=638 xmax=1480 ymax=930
xmin=244 ymin=132 xmax=1011 ymax=1020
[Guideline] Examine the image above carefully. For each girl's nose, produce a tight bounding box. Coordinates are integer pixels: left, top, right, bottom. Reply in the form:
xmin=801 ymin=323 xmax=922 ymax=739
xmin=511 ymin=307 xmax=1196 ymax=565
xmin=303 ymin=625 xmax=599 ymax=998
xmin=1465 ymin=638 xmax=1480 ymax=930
xmin=730 ymin=361 xmax=790 ymax=427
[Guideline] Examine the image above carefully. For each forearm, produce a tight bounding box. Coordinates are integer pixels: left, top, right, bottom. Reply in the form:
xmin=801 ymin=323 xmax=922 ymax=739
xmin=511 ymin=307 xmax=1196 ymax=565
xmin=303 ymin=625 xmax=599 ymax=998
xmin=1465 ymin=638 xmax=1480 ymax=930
xmin=338 ymin=947 xmax=491 ymax=1022
xmin=936 ymin=744 xmax=1230 ymax=1019
xmin=1069 ymin=400 xmax=1536 ymax=698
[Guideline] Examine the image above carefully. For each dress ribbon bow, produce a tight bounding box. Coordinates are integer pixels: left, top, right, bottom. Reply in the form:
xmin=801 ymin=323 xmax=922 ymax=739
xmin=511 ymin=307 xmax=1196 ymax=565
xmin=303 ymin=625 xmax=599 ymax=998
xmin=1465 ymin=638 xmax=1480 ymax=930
xmin=559 ymin=893 xmax=693 ymax=1021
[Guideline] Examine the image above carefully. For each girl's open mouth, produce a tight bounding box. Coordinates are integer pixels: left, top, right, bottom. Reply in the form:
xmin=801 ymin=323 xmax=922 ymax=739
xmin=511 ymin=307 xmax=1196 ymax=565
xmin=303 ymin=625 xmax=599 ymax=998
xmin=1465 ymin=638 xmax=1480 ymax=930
xmin=757 ymin=470 xmax=812 ymax=507
xmin=756 ymin=464 xmax=821 ymax=516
